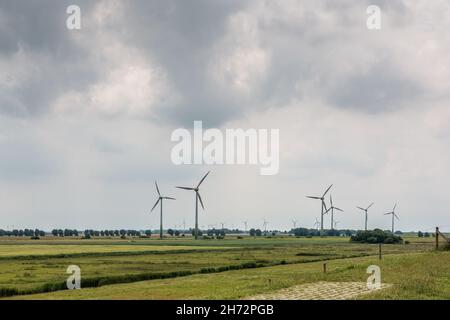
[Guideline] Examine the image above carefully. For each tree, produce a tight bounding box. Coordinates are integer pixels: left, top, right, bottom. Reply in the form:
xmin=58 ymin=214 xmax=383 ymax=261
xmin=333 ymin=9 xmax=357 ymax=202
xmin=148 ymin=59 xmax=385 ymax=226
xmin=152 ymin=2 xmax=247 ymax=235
xmin=418 ymin=231 xmax=423 ymax=237
xmin=249 ymin=228 xmax=256 ymax=237
xmin=255 ymin=229 xmax=262 ymax=237
xmin=167 ymin=229 xmax=174 ymax=236
xmin=175 ymin=230 xmax=180 ymax=236
xmin=144 ymin=230 xmax=152 ymax=236
xmin=350 ymin=229 xmax=403 ymax=244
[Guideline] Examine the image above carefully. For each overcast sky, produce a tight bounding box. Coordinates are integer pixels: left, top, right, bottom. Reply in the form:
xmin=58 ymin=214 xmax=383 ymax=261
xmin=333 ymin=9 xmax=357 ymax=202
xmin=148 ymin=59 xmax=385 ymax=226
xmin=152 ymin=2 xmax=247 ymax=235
xmin=1 ymin=0 xmax=449 ymax=232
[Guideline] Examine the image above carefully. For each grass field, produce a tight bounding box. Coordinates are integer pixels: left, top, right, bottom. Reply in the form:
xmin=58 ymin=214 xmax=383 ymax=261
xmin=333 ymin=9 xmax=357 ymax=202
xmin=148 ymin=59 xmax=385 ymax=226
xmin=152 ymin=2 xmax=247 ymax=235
xmin=0 ymin=236 xmax=446 ymax=300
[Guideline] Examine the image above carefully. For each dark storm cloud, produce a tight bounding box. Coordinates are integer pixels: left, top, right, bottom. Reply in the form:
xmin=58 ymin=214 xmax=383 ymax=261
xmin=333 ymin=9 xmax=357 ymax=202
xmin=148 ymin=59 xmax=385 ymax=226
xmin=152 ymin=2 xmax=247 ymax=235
xmin=0 ymin=0 xmax=98 ymax=116
xmin=0 ymin=0 xmax=432 ymax=123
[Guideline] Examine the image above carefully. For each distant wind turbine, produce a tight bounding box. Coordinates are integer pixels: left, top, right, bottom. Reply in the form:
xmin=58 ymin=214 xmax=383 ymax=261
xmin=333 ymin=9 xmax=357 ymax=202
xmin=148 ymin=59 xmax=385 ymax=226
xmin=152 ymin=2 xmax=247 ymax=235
xmin=325 ymin=195 xmax=343 ymax=230
xmin=243 ymin=220 xmax=248 ymax=233
xmin=307 ymin=184 xmax=333 ymax=235
xmin=176 ymin=171 xmax=210 ymax=240
xmin=314 ymin=218 xmax=320 ymax=231
xmin=151 ymin=181 xmax=176 ymax=239
xmin=357 ymin=203 xmax=374 ymax=231
xmin=263 ymin=219 xmax=269 ymax=233
xmin=384 ymin=203 xmax=399 ymax=233
xmin=292 ymin=219 xmax=298 ymax=229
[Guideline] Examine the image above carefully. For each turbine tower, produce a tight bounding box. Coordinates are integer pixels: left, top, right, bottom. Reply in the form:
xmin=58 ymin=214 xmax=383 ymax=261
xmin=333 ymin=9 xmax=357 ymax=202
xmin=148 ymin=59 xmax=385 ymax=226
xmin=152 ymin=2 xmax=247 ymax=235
xmin=306 ymin=184 xmax=333 ymax=235
xmin=150 ymin=181 xmax=176 ymax=239
xmin=384 ymin=203 xmax=399 ymax=233
xmin=292 ymin=219 xmax=298 ymax=229
xmin=356 ymin=203 xmax=374 ymax=231
xmin=325 ymin=195 xmax=343 ymax=230
xmin=176 ymin=171 xmax=210 ymax=240
xmin=243 ymin=220 xmax=248 ymax=233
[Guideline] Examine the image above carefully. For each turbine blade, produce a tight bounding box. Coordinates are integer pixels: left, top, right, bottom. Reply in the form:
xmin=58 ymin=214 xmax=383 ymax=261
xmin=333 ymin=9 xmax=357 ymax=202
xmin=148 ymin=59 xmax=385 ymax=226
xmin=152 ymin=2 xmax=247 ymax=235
xmin=163 ymin=197 xmax=176 ymax=200
xmin=357 ymin=206 xmax=365 ymax=211
xmin=306 ymin=196 xmax=321 ymax=199
xmin=330 ymin=195 xmax=333 ymax=207
xmin=322 ymin=200 xmax=328 ymax=213
xmin=197 ymin=171 xmax=210 ymax=188
xmin=393 ymin=203 xmax=397 ymax=211
xmin=335 ymin=207 xmax=344 ymax=212
xmin=176 ymin=186 xmax=195 ymax=190
xmin=367 ymin=203 xmax=374 ymax=210
xmin=322 ymin=184 xmax=333 ymax=197
xmin=384 ymin=212 xmax=392 ymax=215
xmin=155 ymin=181 xmax=161 ymax=196
xmin=150 ymin=198 xmax=160 ymax=212
xmin=197 ymin=192 xmax=205 ymax=210
xmin=394 ymin=213 xmax=399 ymax=220
xmin=324 ymin=208 xmax=331 ymax=214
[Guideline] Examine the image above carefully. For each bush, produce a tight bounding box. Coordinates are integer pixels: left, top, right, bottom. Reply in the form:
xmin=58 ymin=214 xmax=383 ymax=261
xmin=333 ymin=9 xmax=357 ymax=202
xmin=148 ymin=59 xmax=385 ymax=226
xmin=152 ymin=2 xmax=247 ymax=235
xmin=350 ymin=229 xmax=403 ymax=244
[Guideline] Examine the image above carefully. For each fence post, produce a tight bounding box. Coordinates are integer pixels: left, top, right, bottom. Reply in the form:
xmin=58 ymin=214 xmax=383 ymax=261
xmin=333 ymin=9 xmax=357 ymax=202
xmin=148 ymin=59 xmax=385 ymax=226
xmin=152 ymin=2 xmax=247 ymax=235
xmin=379 ymin=243 xmax=382 ymax=260
xmin=323 ymin=263 xmax=327 ymax=273
xmin=436 ymin=227 xmax=439 ymax=250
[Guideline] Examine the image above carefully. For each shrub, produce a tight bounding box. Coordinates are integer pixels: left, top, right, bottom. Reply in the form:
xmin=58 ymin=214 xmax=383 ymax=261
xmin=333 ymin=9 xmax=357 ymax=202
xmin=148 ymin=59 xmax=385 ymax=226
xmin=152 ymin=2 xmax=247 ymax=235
xmin=350 ymin=229 xmax=403 ymax=244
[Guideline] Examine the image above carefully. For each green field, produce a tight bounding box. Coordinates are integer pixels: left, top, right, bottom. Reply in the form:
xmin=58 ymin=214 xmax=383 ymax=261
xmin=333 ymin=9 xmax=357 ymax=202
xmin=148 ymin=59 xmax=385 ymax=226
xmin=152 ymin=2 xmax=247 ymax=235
xmin=0 ymin=236 xmax=447 ymax=300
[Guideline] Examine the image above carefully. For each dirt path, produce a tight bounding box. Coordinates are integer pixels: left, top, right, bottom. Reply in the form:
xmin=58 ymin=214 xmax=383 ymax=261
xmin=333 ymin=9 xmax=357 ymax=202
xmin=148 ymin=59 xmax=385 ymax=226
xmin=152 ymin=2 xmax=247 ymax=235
xmin=244 ymin=281 xmax=392 ymax=300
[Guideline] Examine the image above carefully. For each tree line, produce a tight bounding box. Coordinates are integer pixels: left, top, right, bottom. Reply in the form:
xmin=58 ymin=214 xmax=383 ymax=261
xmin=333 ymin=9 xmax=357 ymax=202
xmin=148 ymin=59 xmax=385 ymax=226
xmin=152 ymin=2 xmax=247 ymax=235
xmin=0 ymin=229 xmax=45 ymax=237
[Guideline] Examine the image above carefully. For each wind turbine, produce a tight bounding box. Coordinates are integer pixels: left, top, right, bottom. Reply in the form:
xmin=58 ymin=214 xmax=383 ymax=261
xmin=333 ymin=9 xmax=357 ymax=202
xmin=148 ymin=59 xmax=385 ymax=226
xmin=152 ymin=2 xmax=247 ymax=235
xmin=243 ymin=220 xmax=248 ymax=233
xmin=220 ymin=222 xmax=225 ymax=230
xmin=356 ymin=203 xmax=374 ymax=231
xmin=151 ymin=181 xmax=176 ymax=239
xmin=306 ymin=184 xmax=333 ymax=235
xmin=325 ymin=195 xmax=343 ymax=230
xmin=263 ymin=219 xmax=269 ymax=234
xmin=334 ymin=220 xmax=340 ymax=229
xmin=384 ymin=203 xmax=399 ymax=233
xmin=176 ymin=171 xmax=210 ymax=240
xmin=314 ymin=218 xmax=320 ymax=231
xmin=292 ymin=219 xmax=298 ymax=229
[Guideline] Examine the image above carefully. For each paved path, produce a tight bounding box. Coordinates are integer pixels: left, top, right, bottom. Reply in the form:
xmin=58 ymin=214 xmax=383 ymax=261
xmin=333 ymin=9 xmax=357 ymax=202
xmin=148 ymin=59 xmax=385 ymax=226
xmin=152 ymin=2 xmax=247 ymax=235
xmin=245 ymin=281 xmax=392 ymax=300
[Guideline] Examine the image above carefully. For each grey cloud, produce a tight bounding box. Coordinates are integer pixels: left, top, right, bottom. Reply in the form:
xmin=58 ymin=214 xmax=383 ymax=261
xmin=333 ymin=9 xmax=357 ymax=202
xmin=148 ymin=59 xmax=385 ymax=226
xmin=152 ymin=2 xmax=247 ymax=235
xmin=0 ymin=139 xmax=60 ymax=180
xmin=328 ymin=62 xmax=423 ymax=112
xmin=0 ymin=0 xmax=434 ymax=125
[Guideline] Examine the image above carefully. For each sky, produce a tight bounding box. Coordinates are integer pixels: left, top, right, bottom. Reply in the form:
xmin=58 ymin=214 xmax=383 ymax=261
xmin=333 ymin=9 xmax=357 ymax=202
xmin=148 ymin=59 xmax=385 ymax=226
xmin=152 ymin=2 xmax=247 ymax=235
xmin=0 ymin=0 xmax=449 ymax=232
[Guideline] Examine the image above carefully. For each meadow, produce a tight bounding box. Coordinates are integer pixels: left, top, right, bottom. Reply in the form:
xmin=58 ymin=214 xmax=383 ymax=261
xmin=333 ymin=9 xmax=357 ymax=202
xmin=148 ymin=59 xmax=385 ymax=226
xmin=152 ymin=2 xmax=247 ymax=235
xmin=0 ymin=236 xmax=446 ymax=299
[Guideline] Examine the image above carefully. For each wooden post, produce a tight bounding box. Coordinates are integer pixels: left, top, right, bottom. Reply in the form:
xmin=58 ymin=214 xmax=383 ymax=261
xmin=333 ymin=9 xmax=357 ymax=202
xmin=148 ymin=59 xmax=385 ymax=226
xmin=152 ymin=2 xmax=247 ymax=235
xmin=323 ymin=263 xmax=327 ymax=273
xmin=436 ymin=227 xmax=439 ymax=250
xmin=379 ymin=243 xmax=382 ymax=260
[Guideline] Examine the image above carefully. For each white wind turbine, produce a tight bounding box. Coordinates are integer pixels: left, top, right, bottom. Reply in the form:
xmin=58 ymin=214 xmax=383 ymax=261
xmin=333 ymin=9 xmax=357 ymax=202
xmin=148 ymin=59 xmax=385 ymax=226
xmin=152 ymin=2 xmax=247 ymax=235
xmin=384 ymin=203 xmax=399 ymax=234
xmin=325 ymin=195 xmax=343 ymax=230
xmin=150 ymin=182 xmax=176 ymax=239
xmin=176 ymin=171 xmax=210 ymax=240
xmin=307 ymin=184 xmax=333 ymax=235
xmin=356 ymin=203 xmax=374 ymax=231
